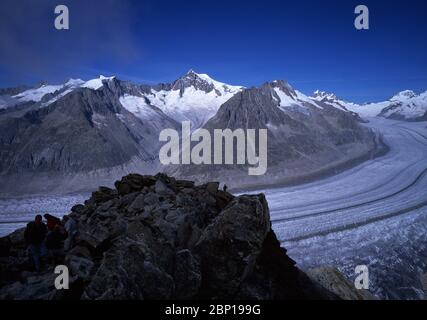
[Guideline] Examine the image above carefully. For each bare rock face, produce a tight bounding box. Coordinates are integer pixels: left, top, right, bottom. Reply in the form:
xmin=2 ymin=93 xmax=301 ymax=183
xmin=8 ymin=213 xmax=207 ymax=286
xmin=307 ymin=267 xmax=376 ymax=300
xmin=0 ymin=173 xmax=337 ymax=300
xmin=422 ymin=272 xmax=427 ymax=300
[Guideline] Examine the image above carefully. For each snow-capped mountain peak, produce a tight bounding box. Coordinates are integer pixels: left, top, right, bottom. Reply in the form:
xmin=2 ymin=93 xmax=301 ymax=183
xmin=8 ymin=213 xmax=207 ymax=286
xmin=312 ymin=90 xmax=338 ymax=101
xmin=12 ymin=83 xmax=64 ymax=103
xmin=64 ymin=78 xmax=85 ymax=87
xmin=380 ymin=90 xmax=427 ymax=120
xmin=390 ymin=90 xmax=417 ymax=101
xmin=9 ymin=75 xmax=116 ymax=105
xmin=270 ymin=80 xmax=296 ymax=94
xmin=262 ymin=81 xmax=324 ymax=113
xmin=82 ymin=75 xmax=116 ymax=90
xmin=171 ymin=70 xmax=242 ymax=96
xmin=142 ymin=71 xmax=243 ymax=128
xmin=268 ymin=81 xmax=298 ymax=105
xmin=309 ymin=90 xmax=355 ymax=112
xmin=1 ymin=72 xmax=243 ymax=128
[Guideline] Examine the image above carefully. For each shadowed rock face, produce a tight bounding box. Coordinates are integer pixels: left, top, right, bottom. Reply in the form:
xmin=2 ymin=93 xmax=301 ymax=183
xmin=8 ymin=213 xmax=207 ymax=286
xmin=171 ymin=81 xmax=378 ymax=186
xmin=306 ymin=267 xmax=376 ymax=300
xmin=0 ymin=85 xmax=175 ymax=175
xmin=0 ymin=173 xmax=337 ymax=300
xmin=422 ymin=273 xmax=427 ymax=299
xmin=0 ymin=81 xmax=181 ymax=195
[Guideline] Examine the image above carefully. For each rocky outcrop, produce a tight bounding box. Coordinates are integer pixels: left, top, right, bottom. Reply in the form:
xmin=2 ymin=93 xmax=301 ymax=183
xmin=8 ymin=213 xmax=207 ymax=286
xmin=0 ymin=173 xmax=337 ymax=300
xmin=422 ymin=272 xmax=427 ymax=300
xmin=307 ymin=267 xmax=376 ymax=300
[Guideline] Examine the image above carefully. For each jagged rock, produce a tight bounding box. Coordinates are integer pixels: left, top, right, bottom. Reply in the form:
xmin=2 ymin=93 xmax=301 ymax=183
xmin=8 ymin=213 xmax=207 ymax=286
xmin=204 ymin=182 xmax=219 ymax=194
xmin=65 ymin=255 xmax=94 ymax=280
xmin=155 ymin=180 xmax=175 ymax=196
xmin=0 ymin=173 xmax=338 ymax=300
xmin=128 ymin=194 xmax=146 ymax=212
xmin=0 ymin=256 xmax=31 ymax=288
xmin=91 ymin=186 xmax=118 ymax=204
xmin=173 ymin=250 xmax=201 ymax=299
xmin=67 ymin=245 xmax=92 ymax=260
xmin=0 ymin=272 xmax=60 ymax=300
xmin=143 ymin=192 xmax=161 ymax=206
xmin=71 ymin=204 xmax=85 ymax=214
xmin=174 ymin=180 xmax=195 ymax=189
xmin=114 ymin=174 xmax=155 ymax=196
xmin=213 ymin=190 xmax=234 ymax=210
xmin=194 ymin=195 xmax=270 ymax=298
xmin=422 ymin=272 xmax=427 ymax=300
xmin=307 ymin=267 xmax=376 ymax=300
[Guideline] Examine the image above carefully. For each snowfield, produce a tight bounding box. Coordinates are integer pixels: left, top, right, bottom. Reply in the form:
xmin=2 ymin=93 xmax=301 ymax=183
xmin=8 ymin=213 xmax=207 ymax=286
xmin=0 ymin=118 xmax=426 ymax=299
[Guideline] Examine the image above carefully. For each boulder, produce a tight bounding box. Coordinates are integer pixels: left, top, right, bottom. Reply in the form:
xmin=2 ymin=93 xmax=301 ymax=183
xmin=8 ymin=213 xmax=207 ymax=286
xmin=213 ymin=190 xmax=234 ymax=210
xmin=194 ymin=195 xmax=270 ymax=298
xmin=114 ymin=174 xmax=155 ymax=196
xmin=65 ymin=255 xmax=94 ymax=280
xmin=155 ymin=180 xmax=175 ymax=196
xmin=204 ymin=182 xmax=219 ymax=194
xmin=173 ymin=250 xmax=201 ymax=299
xmin=91 ymin=186 xmax=118 ymax=204
xmin=128 ymin=194 xmax=146 ymax=212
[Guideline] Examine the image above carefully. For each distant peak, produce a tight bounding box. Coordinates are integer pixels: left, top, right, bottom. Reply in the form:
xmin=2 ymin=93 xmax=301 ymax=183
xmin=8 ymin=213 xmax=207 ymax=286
xmin=183 ymin=69 xmax=202 ymax=79
xmin=266 ymin=80 xmax=297 ymax=99
xmin=313 ymin=90 xmax=338 ymax=101
xmin=183 ymin=70 xmax=216 ymax=83
xmin=36 ymin=80 xmax=48 ymax=88
xmin=65 ymin=78 xmax=84 ymax=87
xmin=99 ymin=75 xmax=116 ymax=81
xmin=390 ymin=90 xmax=416 ymax=101
xmin=81 ymin=75 xmax=116 ymax=91
xmin=270 ymin=80 xmax=292 ymax=89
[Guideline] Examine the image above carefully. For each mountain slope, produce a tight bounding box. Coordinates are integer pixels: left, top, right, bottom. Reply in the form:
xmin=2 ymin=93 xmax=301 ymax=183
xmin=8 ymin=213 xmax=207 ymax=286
xmin=378 ymin=90 xmax=427 ymax=121
xmin=0 ymin=82 xmax=179 ymax=195
xmin=139 ymin=70 xmax=242 ymax=129
xmin=170 ymin=81 xmax=379 ymax=188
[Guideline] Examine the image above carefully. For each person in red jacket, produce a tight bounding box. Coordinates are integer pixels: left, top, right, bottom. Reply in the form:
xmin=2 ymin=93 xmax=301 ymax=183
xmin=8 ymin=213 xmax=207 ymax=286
xmin=44 ymin=213 xmax=61 ymax=231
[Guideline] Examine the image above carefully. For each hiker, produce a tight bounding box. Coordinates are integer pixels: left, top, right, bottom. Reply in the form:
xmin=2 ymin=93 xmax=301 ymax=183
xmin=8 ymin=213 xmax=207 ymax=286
xmin=24 ymin=215 xmax=47 ymax=272
xmin=44 ymin=213 xmax=61 ymax=231
xmin=45 ymin=224 xmax=67 ymax=264
xmin=223 ymin=184 xmax=228 ymax=192
xmin=63 ymin=215 xmax=78 ymax=251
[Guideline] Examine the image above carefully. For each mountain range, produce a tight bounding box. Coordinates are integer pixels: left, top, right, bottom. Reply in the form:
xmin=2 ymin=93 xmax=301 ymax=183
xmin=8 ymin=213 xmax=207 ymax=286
xmin=311 ymin=89 xmax=427 ymax=121
xmin=0 ymin=70 xmax=424 ymax=195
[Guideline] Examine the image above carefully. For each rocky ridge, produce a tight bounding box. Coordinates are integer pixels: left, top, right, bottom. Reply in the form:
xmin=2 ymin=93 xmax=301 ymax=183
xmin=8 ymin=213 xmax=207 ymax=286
xmin=0 ymin=173 xmax=338 ymax=300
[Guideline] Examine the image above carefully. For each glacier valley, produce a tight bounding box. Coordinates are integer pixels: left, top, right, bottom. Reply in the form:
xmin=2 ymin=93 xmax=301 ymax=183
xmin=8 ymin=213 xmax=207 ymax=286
xmin=0 ymin=118 xmax=426 ymax=299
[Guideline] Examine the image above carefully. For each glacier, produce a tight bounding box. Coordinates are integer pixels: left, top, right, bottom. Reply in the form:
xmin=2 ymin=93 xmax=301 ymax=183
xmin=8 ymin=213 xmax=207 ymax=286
xmin=240 ymin=118 xmax=427 ymax=299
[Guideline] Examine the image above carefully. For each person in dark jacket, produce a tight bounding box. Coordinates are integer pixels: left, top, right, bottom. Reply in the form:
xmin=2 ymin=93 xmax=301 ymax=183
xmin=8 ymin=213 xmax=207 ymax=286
xmin=24 ymin=215 xmax=47 ymax=271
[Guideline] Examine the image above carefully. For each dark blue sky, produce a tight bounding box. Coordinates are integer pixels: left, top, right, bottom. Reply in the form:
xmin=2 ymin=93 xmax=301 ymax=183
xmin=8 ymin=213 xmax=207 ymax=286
xmin=0 ymin=0 xmax=426 ymax=102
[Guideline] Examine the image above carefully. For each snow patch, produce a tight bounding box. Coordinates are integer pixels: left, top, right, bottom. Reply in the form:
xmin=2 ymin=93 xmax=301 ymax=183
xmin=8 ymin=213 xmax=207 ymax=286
xmin=82 ymin=75 xmax=115 ymax=90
